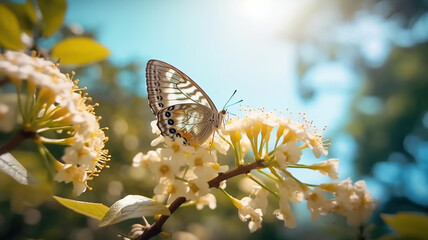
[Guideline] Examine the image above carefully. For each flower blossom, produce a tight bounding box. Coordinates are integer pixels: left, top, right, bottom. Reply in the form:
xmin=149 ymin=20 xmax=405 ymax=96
xmin=135 ymin=107 xmax=375 ymax=233
xmin=133 ymin=123 xmax=229 ymax=208
xmin=0 ymin=51 xmax=109 ymax=195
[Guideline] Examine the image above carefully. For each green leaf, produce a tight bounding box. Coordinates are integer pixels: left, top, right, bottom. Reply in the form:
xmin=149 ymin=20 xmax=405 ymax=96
xmin=54 ymin=196 xmax=109 ymax=220
xmin=37 ymin=0 xmax=66 ymax=37
xmin=5 ymin=0 xmax=37 ymax=34
xmin=0 ymin=4 xmax=23 ymax=50
xmin=99 ymin=195 xmax=170 ymax=227
xmin=0 ymin=153 xmax=34 ymax=185
xmin=382 ymin=212 xmax=428 ymax=239
xmin=51 ymin=37 xmax=110 ymax=66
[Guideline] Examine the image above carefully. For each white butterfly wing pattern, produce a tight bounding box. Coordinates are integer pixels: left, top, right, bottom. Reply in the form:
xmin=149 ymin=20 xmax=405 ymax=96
xmin=146 ymin=60 xmax=225 ymax=145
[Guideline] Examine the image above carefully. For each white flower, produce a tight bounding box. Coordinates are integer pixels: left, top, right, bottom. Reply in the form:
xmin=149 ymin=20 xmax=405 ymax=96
xmin=349 ymin=181 xmax=375 ymax=225
xmin=186 ymin=178 xmax=210 ymax=201
xmin=132 ymin=150 xmax=160 ymax=167
xmin=240 ymin=134 xmax=252 ymax=156
xmin=195 ymin=193 xmax=217 ymax=210
xmin=340 ymin=180 xmax=375 ymax=226
xmin=304 ymin=187 xmax=332 ymax=221
xmin=278 ymin=177 xmax=304 ymax=203
xmin=187 ymin=147 xmax=224 ymax=180
xmin=0 ymin=51 xmax=110 ymax=196
xmin=148 ymin=157 xmax=180 ymax=181
xmin=309 ymin=158 xmax=339 ymax=180
xmin=249 ymin=185 xmax=269 ymax=213
xmin=273 ymin=199 xmax=296 ymax=228
xmin=0 ymin=51 xmax=73 ymax=94
xmin=279 ymin=118 xmax=305 ymax=144
xmin=233 ymin=196 xmax=264 ymax=232
xmin=154 ymin=177 xmax=188 ymax=204
xmin=160 ymin=138 xmax=194 ymax=165
xmin=150 ymin=120 xmax=161 ymax=135
xmin=322 ymin=179 xmax=375 ymax=226
xmin=149 ymin=120 xmax=165 ymax=146
xmin=301 ymin=127 xmax=328 ymax=158
xmin=207 ymin=133 xmax=230 ymax=155
xmin=274 ymin=142 xmax=302 ymax=169
xmin=54 ymin=164 xmax=88 ymax=196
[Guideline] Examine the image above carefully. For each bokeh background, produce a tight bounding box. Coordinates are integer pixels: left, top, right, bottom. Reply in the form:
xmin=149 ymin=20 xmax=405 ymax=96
xmin=1 ymin=0 xmax=428 ymax=239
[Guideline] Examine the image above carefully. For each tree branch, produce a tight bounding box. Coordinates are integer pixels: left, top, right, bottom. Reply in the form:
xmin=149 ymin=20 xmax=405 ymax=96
xmin=136 ymin=160 xmax=266 ymax=240
xmin=0 ymin=76 xmax=10 ymax=86
xmin=208 ymin=160 xmax=266 ymax=188
xmin=0 ymin=130 xmax=36 ymax=155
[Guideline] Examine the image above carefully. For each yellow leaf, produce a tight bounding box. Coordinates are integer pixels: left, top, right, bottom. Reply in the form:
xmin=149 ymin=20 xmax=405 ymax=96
xmin=51 ymin=37 xmax=110 ymax=66
xmin=53 ymin=196 xmax=109 ymax=220
xmin=37 ymin=0 xmax=66 ymax=37
xmin=0 ymin=4 xmax=23 ymax=50
xmin=381 ymin=212 xmax=428 ymax=239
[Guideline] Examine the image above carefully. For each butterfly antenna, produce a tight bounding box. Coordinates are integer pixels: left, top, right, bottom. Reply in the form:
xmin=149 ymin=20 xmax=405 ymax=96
xmin=223 ymin=90 xmax=237 ymax=110
xmin=225 ymin=99 xmax=243 ymax=109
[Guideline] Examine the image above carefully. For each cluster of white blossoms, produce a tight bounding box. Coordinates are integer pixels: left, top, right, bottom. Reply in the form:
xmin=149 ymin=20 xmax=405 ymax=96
xmin=133 ymin=121 xmax=229 ymax=209
xmin=0 ymin=51 xmax=109 ymax=195
xmin=134 ymin=108 xmax=375 ymax=233
xmin=221 ymin=109 xmax=375 ymax=231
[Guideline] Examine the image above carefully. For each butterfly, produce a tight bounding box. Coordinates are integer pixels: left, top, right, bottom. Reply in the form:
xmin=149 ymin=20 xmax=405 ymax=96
xmin=146 ymin=60 xmax=227 ymax=145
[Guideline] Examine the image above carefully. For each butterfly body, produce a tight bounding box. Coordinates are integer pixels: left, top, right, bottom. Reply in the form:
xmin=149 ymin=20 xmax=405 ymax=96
xmin=146 ymin=60 xmax=226 ymax=145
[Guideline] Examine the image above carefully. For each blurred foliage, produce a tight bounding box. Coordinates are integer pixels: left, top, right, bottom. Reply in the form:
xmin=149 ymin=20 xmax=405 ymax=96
xmin=379 ymin=212 xmax=428 ymax=240
xmin=348 ymin=43 xmax=428 ymax=174
xmin=37 ymin=0 xmax=66 ymax=37
xmin=0 ymin=3 xmax=22 ymax=49
xmin=291 ymin=0 xmax=428 ymax=239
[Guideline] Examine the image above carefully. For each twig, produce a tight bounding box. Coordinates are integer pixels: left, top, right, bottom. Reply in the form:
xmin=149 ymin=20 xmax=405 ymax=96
xmin=207 ymin=160 xmax=266 ymax=188
xmin=136 ymin=197 xmax=186 ymax=240
xmin=136 ymin=160 xmax=266 ymax=240
xmin=0 ymin=129 xmax=36 ymax=155
xmin=0 ymin=76 xmax=10 ymax=86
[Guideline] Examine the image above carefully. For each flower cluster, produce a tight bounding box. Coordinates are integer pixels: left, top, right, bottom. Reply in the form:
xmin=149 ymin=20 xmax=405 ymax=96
xmin=133 ymin=125 xmax=229 ymax=208
xmin=133 ymin=108 xmax=375 ymax=234
xmin=0 ymin=51 xmax=109 ymax=195
xmin=220 ymin=109 xmax=375 ymax=231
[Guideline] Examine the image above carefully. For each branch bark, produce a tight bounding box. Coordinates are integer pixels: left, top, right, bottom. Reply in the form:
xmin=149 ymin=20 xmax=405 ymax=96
xmin=0 ymin=130 xmax=35 ymax=155
xmin=136 ymin=160 xmax=266 ymax=240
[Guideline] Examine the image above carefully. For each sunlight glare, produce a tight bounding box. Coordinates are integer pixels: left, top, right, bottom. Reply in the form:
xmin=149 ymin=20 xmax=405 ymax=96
xmin=241 ymin=0 xmax=272 ymax=22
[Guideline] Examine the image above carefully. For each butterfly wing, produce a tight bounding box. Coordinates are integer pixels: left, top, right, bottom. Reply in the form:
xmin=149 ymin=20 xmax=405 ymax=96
xmin=146 ymin=60 xmax=219 ymax=144
xmin=146 ymin=60 xmax=218 ymax=115
xmin=157 ymin=103 xmax=216 ymax=144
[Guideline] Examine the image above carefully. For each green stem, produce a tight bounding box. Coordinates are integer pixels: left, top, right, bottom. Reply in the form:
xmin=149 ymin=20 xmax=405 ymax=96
xmin=15 ymin=86 xmax=26 ymax=123
xmin=36 ymin=142 xmax=55 ymax=179
xmin=247 ymin=174 xmax=278 ymax=198
xmin=36 ymin=125 xmax=73 ymax=133
xmin=286 ymin=164 xmax=311 ymax=169
xmin=257 ymin=168 xmax=280 ymax=182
